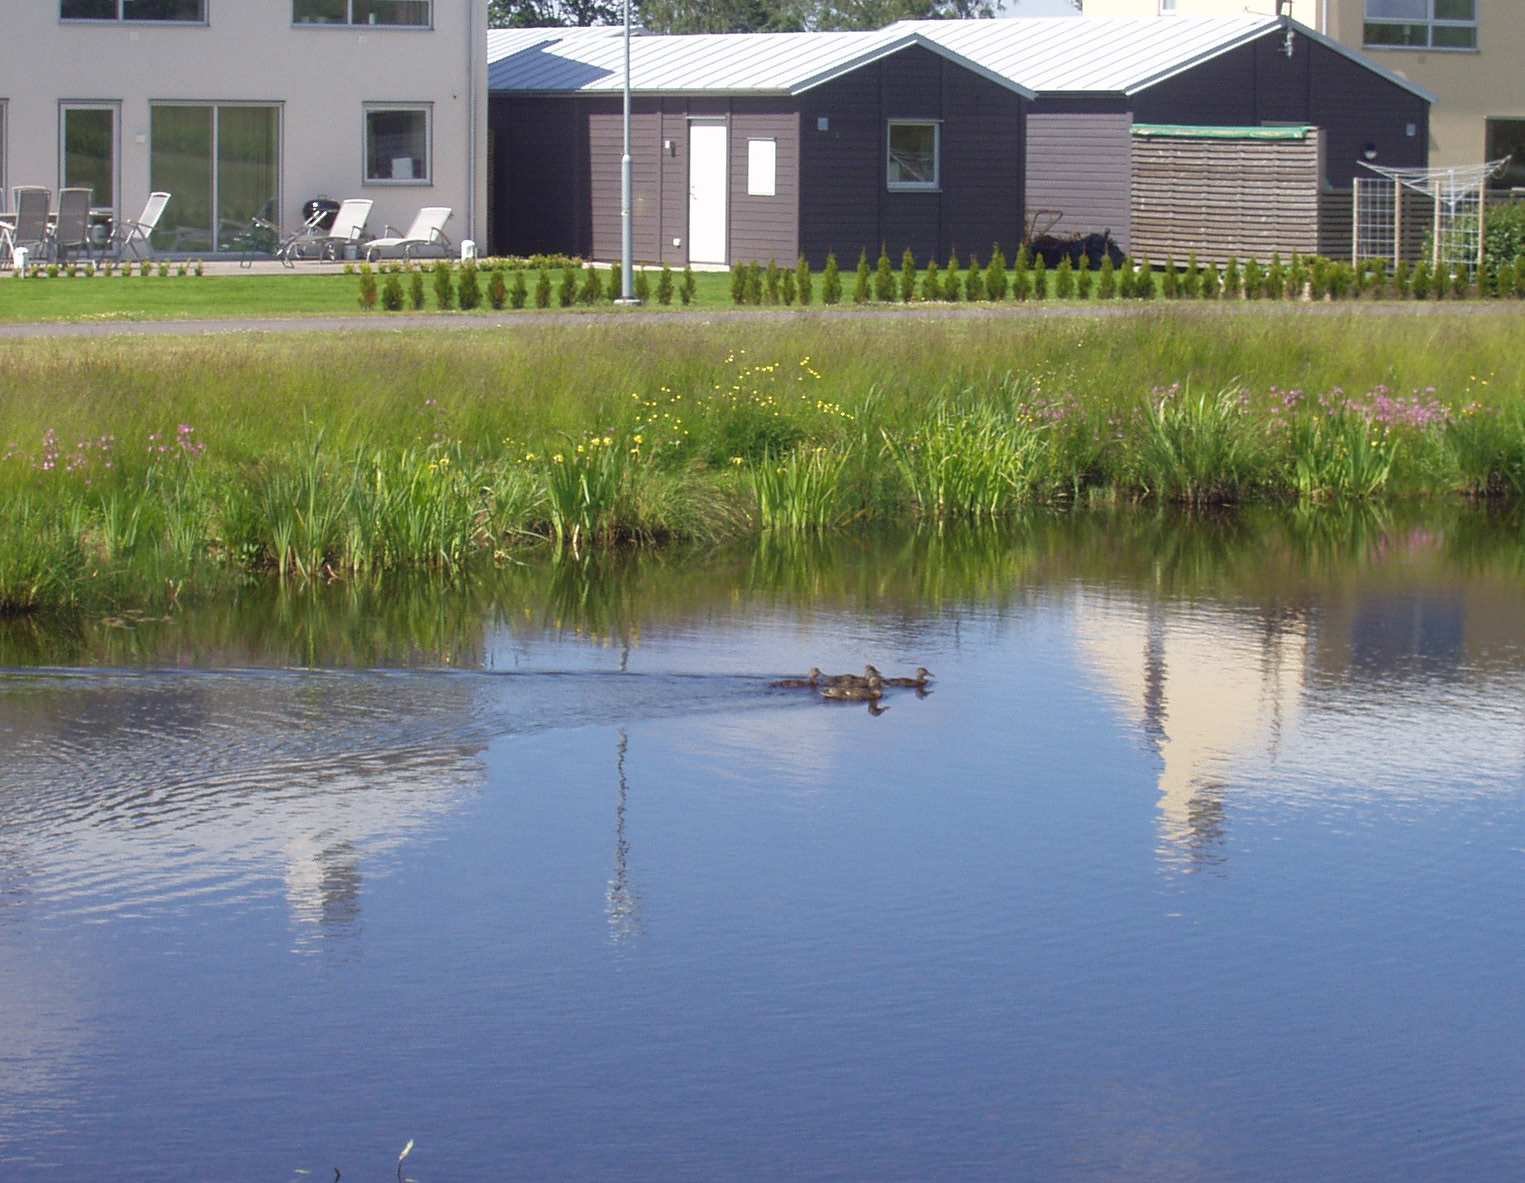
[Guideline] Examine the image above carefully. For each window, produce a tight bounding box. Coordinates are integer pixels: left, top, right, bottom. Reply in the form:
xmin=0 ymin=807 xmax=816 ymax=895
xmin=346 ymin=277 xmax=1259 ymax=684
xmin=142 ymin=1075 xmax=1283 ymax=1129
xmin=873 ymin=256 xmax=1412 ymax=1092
xmin=60 ymin=104 xmax=118 ymax=210
xmin=1364 ymin=0 xmax=1476 ymax=50
xmin=1486 ymin=119 xmax=1525 ymax=189
xmin=887 ymin=121 xmax=939 ymax=191
xmin=61 ymin=0 xmax=206 ymax=21
xmin=747 ymin=138 xmax=776 ymax=197
xmin=365 ymin=106 xmax=430 ymax=183
xmin=293 ymin=0 xmax=431 ymax=26
xmin=150 ymin=103 xmax=280 ymax=252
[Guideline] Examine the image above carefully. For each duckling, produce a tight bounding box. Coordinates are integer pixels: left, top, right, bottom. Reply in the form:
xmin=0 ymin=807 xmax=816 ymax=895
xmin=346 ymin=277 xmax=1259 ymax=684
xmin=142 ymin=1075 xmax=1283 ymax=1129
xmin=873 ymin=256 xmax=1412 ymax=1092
xmin=819 ymin=675 xmax=883 ymax=701
xmin=880 ymin=667 xmax=933 ymax=688
xmin=770 ymin=668 xmax=823 ymax=688
xmin=821 ymin=664 xmax=881 ymax=688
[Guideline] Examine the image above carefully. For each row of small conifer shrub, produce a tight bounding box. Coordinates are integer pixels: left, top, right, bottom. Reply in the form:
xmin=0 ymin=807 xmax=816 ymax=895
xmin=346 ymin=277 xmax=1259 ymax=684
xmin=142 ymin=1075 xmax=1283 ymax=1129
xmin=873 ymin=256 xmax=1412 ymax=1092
xmin=356 ymin=256 xmax=698 ymax=311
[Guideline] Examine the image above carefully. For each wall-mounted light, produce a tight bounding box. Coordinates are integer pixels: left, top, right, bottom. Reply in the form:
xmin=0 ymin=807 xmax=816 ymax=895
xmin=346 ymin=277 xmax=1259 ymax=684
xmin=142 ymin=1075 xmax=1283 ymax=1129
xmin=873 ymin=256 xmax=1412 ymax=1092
xmin=1362 ymin=143 xmax=1379 ymax=161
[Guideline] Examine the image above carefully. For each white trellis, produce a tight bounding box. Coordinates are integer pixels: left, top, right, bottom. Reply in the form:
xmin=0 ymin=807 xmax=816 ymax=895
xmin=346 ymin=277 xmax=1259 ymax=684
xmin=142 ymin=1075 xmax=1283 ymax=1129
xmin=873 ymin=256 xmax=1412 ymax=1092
xmin=1353 ymin=160 xmax=1508 ymax=275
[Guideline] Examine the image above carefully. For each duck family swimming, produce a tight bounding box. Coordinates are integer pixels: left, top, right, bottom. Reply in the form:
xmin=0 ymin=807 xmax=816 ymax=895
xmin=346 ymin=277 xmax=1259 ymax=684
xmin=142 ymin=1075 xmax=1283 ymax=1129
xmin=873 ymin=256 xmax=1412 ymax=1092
xmin=770 ymin=666 xmax=934 ymax=702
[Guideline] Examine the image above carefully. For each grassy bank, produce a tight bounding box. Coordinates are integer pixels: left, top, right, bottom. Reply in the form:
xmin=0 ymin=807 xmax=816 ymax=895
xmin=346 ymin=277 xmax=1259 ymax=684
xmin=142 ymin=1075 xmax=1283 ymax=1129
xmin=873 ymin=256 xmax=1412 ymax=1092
xmin=3 ymin=309 xmax=1524 ymax=614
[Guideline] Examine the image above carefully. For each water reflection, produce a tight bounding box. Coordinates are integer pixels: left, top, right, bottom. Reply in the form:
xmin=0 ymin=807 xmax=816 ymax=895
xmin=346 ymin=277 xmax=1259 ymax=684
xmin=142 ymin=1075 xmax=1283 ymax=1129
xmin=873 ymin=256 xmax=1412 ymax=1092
xmin=606 ymin=730 xmax=642 ymax=944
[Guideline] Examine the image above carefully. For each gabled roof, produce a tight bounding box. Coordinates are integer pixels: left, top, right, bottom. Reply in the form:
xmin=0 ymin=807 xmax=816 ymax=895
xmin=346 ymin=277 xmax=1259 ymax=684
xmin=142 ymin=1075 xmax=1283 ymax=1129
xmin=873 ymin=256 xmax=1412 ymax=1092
xmin=891 ymin=15 xmax=1434 ymax=102
xmin=488 ymin=25 xmax=1035 ymax=99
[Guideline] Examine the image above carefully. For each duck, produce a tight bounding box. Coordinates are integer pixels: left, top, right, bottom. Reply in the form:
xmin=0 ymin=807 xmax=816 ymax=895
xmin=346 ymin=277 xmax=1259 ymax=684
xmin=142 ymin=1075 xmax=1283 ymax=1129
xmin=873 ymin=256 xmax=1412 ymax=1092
xmin=880 ymin=667 xmax=933 ymax=688
xmin=770 ymin=668 xmax=823 ymax=688
xmin=819 ymin=675 xmax=883 ymax=701
xmin=821 ymin=665 xmax=881 ymax=688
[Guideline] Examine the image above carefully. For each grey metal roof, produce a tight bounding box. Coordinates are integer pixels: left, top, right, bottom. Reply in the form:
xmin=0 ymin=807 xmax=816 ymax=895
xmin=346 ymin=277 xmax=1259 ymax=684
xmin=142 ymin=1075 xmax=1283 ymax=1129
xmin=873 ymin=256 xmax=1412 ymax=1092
xmin=893 ymin=15 xmax=1435 ymax=101
xmin=488 ymin=25 xmax=1034 ymax=98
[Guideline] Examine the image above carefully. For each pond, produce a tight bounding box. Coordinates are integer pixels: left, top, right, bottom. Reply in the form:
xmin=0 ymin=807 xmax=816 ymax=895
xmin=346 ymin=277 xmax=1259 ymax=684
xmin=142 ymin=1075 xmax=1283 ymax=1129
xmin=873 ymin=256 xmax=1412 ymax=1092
xmin=2 ymin=505 xmax=1523 ymax=1182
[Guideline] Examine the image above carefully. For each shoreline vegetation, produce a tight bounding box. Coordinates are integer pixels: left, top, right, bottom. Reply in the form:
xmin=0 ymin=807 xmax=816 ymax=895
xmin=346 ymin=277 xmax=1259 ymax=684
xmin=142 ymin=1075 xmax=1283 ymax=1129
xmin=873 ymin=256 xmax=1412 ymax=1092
xmin=3 ymin=311 xmax=1524 ymax=616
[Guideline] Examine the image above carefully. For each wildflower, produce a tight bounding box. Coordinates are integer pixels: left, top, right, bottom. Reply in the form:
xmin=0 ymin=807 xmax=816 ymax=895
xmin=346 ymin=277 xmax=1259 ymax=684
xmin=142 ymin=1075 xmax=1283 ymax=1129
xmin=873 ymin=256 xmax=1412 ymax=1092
xmin=730 ymin=456 xmax=744 ymax=466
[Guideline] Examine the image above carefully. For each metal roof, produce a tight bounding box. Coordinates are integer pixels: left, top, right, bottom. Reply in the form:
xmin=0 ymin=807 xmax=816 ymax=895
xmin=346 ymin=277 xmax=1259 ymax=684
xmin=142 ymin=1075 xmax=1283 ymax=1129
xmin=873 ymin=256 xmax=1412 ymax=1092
xmin=892 ymin=15 xmax=1434 ymax=101
xmin=488 ymin=25 xmax=1034 ymax=98
xmin=488 ymin=16 xmax=1433 ymax=104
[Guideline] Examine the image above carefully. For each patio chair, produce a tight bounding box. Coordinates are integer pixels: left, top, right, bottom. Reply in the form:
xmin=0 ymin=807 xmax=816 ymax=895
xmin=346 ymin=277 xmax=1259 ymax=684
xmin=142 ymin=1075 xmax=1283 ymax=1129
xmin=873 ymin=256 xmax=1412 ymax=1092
xmin=363 ymin=206 xmax=452 ymax=262
xmin=305 ymin=198 xmax=374 ymax=260
xmin=0 ymin=187 xmax=52 ymax=267
xmin=106 ymin=191 xmax=171 ymax=260
xmin=50 ymin=187 xmax=95 ymax=264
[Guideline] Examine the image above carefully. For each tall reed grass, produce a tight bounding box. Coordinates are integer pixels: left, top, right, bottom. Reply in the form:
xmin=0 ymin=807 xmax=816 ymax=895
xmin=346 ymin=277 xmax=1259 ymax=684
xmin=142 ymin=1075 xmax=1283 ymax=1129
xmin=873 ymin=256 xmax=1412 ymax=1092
xmin=4 ymin=311 xmax=1524 ymax=612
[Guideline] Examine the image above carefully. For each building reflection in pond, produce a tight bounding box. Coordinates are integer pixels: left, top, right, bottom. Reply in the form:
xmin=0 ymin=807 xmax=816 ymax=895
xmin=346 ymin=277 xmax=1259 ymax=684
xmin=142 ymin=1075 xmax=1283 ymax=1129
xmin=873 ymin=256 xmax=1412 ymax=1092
xmin=606 ymin=729 xmax=643 ymax=944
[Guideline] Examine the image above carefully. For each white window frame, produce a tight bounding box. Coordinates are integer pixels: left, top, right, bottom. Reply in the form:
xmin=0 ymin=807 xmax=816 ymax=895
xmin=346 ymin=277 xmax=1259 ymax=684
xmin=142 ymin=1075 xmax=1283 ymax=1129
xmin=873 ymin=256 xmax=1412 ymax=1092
xmin=58 ymin=101 xmax=120 ymax=214
xmin=364 ymin=104 xmax=432 ymax=185
xmin=1363 ymin=0 xmax=1476 ymax=51
xmin=886 ymin=120 xmax=941 ymax=192
xmin=747 ymin=138 xmax=776 ymax=198
xmin=293 ymin=1 xmax=432 ymax=28
xmin=60 ymin=0 xmax=207 ymax=23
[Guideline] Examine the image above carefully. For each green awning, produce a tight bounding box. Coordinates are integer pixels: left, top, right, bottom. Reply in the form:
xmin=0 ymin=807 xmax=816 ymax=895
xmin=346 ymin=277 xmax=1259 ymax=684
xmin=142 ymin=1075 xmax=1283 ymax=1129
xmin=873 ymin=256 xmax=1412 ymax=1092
xmin=1130 ymin=123 xmax=1315 ymax=141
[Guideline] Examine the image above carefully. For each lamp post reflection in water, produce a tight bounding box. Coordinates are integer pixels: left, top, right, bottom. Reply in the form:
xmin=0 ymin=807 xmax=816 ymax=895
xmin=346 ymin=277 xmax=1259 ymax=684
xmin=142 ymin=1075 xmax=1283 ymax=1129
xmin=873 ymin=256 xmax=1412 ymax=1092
xmin=606 ymin=729 xmax=642 ymax=943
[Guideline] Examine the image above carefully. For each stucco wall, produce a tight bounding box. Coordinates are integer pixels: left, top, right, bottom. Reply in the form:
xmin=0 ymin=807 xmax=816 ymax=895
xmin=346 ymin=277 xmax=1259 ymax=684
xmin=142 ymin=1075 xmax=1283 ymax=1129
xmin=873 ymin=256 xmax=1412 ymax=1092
xmin=0 ymin=1 xmax=487 ymax=249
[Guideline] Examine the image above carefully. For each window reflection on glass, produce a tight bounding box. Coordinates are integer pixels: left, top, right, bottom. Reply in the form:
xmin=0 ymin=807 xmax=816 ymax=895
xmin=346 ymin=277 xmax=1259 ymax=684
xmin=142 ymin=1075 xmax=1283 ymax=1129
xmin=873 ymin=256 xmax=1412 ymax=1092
xmin=293 ymin=0 xmax=430 ymax=25
xmin=887 ymin=122 xmax=938 ymax=189
xmin=63 ymin=107 xmax=115 ymax=210
xmin=1364 ymin=0 xmax=1475 ymax=48
xmin=62 ymin=0 xmax=205 ymax=18
xmin=150 ymin=105 xmax=279 ymax=253
xmin=1486 ymin=119 xmax=1525 ymax=189
xmin=366 ymin=108 xmax=429 ymax=182
xmin=60 ymin=0 xmax=117 ymax=17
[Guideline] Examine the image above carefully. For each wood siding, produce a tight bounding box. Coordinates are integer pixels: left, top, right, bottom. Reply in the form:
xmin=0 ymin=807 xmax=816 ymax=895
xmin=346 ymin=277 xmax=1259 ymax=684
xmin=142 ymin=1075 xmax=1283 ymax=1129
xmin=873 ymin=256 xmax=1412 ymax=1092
xmin=1130 ymin=130 xmax=1323 ymax=263
xmin=797 ymin=44 xmax=1026 ymax=270
xmin=1025 ymin=101 xmax=1133 ymax=252
xmin=1131 ymin=33 xmax=1427 ymax=187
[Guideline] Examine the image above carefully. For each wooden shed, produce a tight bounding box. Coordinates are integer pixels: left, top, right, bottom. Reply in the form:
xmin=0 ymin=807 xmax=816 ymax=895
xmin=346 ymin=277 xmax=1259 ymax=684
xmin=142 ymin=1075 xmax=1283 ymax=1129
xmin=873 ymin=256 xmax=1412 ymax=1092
xmin=488 ymin=27 xmax=1032 ymax=267
xmin=901 ymin=15 xmax=1433 ymax=256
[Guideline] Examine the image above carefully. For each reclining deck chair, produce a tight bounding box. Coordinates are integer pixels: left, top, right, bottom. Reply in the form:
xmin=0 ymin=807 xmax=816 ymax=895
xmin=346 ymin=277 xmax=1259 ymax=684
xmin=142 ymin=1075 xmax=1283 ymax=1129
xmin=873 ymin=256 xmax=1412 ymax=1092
xmin=51 ymin=187 xmax=95 ymax=264
xmin=305 ymin=198 xmax=373 ymax=261
xmin=363 ymin=206 xmax=452 ymax=262
xmin=107 ymin=191 xmax=171 ymax=260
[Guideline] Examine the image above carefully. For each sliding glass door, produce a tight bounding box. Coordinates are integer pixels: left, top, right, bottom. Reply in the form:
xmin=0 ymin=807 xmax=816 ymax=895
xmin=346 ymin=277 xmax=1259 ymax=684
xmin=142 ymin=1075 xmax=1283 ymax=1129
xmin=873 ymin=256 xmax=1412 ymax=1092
xmin=150 ymin=104 xmax=279 ymax=252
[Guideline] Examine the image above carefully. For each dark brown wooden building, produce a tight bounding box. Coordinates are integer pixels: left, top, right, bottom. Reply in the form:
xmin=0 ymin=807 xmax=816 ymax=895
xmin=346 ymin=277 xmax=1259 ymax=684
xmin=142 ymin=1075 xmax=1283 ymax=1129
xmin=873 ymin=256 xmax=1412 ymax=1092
xmin=488 ymin=28 xmax=1032 ymax=267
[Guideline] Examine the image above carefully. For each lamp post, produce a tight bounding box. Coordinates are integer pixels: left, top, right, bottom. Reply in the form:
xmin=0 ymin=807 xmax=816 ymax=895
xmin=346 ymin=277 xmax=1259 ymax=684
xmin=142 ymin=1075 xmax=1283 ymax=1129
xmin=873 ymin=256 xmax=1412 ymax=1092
xmin=616 ymin=0 xmax=639 ymax=304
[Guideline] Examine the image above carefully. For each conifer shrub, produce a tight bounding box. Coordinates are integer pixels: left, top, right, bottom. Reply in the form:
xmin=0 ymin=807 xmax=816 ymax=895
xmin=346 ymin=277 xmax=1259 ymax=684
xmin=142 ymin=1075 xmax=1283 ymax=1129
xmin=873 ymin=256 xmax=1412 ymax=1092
xmin=510 ymin=268 xmax=528 ymax=309
xmin=1162 ymin=256 xmax=1180 ymax=299
xmin=1428 ymin=262 xmax=1446 ymax=300
xmin=795 ymin=256 xmax=812 ymax=306
xmin=681 ymin=265 xmax=697 ymax=305
xmin=1096 ymin=255 xmax=1116 ymax=299
xmin=409 ymin=266 xmax=427 ymax=310
xmin=1223 ymin=257 xmax=1241 ymax=299
xmin=433 ymin=260 xmax=455 ymax=310
xmin=876 ymin=248 xmax=895 ymax=302
xmin=1133 ymin=256 xmax=1152 ymax=299
xmin=577 ymin=265 xmax=603 ymax=304
xmin=1054 ymin=255 xmax=1074 ymax=299
xmin=358 ymin=263 xmax=379 ymax=310
xmin=1031 ymin=253 xmax=1046 ymax=300
xmin=766 ymin=257 xmax=782 ymax=304
xmin=921 ymin=258 xmax=942 ymax=301
xmin=822 ymin=252 xmax=842 ymax=304
xmin=381 ymin=269 xmax=405 ymax=311
xmin=854 ymin=249 xmax=872 ymax=304
xmin=1182 ymin=254 xmax=1200 ymax=299
xmin=745 ymin=262 xmax=764 ymax=305
xmin=635 ymin=267 xmax=652 ymax=303
xmin=943 ymin=254 xmax=961 ymax=302
xmin=1117 ymin=257 xmax=1136 ymax=299
xmin=782 ymin=269 xmax=797 ymax=305
xmin=974 ymin=244 xmax=1002 ymax=302
xmin=487 ymin=266 xmax=507 ymax=310
xmin=1075 ymin=261 xmax=1094 ymax=300
xmin=1409 ymin=259 xmax=1431 ymax=299
xmin=458 ymin=260 xmax=482 ymax=310
xmin=730 ymin=262 xmax=748 ymax=305
xmin=1242 ymin=258 xmax=1263 ymax=300
xmin=657 ymin=263 xmax=674 ymax=305
xmin=557 ymin=264 xmax=577 ymax=307
xmin=1450 ymin=266 xmax=1469 ymax=300
xmin=899 ymin=248 xmax=917 ymax=303
xmin=1265 ymin=254 xmax=1285 ymax=300
xmin=1392 ymin=258 xmax=1410 ymax=299
xmin=1011 ymin=245 xmax=1031 ymax=301
xmin=965 ymin=255 xmax=985 ymax=302
xmin=1199 ymin=263 xmax=1218 ymax=300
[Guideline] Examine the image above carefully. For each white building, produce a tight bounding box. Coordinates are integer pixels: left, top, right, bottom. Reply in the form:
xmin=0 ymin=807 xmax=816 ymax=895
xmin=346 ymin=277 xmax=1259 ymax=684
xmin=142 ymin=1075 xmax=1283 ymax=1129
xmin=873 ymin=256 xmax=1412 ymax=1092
xmin=0 ymin=0 xmax=487 ymax=254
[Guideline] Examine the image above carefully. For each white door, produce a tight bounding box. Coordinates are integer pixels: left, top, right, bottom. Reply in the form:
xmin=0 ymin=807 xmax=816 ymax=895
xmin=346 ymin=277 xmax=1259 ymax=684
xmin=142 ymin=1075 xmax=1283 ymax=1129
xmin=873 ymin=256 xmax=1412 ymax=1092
xmin=688 ymin=122 xmax=728 ymax=265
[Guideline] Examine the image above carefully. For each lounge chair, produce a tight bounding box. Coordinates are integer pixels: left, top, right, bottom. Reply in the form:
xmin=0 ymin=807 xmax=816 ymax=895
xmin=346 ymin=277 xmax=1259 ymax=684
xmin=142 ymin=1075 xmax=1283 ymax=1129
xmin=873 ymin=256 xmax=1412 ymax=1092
xmin=1 ymin=187 xmax=52 ymax=267
xmin=306 ymin=199 xmax=374 ymax=260
xmin=50 ymin=187 xmax=94 ymax=264
xmin=363 ymin=206 xmax=452 ymax=262
xmin=106 ymin=191 xmax=171 ymax=260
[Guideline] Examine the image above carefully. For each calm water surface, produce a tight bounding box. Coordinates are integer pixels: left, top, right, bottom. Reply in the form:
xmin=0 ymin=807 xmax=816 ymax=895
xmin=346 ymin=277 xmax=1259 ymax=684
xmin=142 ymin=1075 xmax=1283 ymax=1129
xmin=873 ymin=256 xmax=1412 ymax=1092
xmin=1 ymin=508 xmax=1522 ymax=1181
